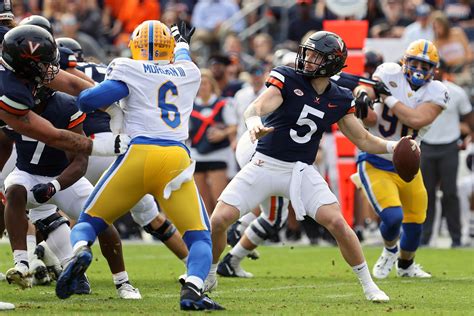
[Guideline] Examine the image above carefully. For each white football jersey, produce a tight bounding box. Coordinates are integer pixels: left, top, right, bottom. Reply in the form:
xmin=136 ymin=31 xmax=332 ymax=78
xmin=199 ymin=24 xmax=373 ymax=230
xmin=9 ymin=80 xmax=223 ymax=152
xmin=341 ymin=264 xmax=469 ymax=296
xmin=370 ymin=62 xmax=449 ymax=161
xmin=105 ymin=57 xmax=201 ymax=141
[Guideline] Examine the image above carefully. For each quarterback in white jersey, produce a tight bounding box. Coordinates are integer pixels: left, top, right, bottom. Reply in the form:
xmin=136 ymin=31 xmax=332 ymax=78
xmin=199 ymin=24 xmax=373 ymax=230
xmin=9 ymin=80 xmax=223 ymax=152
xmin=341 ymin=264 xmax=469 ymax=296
xmin=354 ymin=39 xmax=448 ymax=280
xmin=56 ymin=21 xmax=223 ymax=311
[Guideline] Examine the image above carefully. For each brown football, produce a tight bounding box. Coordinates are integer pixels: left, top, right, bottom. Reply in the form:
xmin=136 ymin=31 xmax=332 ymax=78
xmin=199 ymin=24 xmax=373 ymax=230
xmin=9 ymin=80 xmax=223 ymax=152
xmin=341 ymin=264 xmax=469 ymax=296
xmin=392 ymin=137 xmax=420 ymax=182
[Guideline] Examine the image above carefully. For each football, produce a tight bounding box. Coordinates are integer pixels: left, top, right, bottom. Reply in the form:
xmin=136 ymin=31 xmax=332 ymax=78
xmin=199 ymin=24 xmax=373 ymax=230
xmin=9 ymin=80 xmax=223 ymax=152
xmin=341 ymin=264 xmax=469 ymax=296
xmin=393 ymin=137 xmax=420 ymax=182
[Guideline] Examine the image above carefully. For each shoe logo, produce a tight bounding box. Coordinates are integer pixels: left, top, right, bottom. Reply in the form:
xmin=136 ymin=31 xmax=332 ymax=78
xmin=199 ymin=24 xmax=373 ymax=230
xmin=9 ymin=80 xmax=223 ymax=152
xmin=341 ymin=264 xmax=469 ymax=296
xmin=314 ymin=97 xmax=320 ymax=104
xmin=328 ymin=103 xmax=338 ymax=108
xmin=188 ymin=285 xmax=201 ymax=297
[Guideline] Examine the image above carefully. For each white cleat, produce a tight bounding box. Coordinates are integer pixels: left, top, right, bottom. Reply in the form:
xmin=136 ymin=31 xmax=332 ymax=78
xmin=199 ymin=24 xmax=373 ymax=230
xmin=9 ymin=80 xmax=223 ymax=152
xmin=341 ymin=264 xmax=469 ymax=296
xmin=0 ymin=272 xmax=5 ymax=281
xmin=6 ymin=264 xmax=32 ymax=289
xmin=397 ymin=262 xmax=432 ymax=278
xmin=203 ymin=274 xmax=218 ymax=293
xmin=372 ymin=248 xmax=398 ymax=279
xmin=0 ymin=302 xmax=15 ymax=310
xmin=117 ymin=283 xmax=142 ymax=299
xmin=364 ymin=287 xmax=390 ymax=302
xmin=30 ymin=258 xmax=51 ymax=285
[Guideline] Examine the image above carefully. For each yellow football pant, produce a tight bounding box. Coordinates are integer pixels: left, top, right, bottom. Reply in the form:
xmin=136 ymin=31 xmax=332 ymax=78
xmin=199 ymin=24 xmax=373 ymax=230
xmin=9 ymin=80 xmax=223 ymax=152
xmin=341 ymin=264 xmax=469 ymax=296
xmin=84 ymin=144 xmax=209 ymax=233
xmin=358 ymin=161 xmax=427 ymax=224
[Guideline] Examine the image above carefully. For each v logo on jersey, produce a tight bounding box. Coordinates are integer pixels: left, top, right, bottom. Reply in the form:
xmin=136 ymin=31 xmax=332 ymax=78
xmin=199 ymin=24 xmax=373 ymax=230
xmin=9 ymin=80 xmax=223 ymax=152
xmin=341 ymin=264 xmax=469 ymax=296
xmin=328 ymin=103 xmax=338 ymax=108
xmin=28 ymin=41 xmax=40 ymax=54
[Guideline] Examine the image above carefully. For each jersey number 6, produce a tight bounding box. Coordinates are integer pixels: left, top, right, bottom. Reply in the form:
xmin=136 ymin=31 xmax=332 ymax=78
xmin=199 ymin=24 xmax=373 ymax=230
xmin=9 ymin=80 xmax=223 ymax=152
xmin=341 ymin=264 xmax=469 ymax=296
xmin=158 ymin=81 xmax=181 ymax=129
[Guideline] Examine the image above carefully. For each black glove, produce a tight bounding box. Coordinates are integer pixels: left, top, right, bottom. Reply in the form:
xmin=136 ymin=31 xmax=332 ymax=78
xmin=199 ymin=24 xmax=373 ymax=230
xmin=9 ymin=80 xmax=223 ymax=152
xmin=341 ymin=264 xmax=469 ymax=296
xmin=31 ymin=182 xmax=57 ymax=203
xmin=354 ymin=91 xmax=373 ymax=119
xmin=373 ymin=81 xmax=392 ymax=98
xmin=170 ymin=21 xmax=195 ymax=45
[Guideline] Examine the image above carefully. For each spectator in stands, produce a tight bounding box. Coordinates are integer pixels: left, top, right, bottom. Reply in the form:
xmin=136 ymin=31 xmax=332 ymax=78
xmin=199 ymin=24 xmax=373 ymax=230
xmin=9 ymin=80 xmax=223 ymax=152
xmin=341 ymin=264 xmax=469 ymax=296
xmin=116 ymin=0 xmax=160 ymax=34
xmin=421 ymin=59 xmax=474 ymax=248
xmin=370 ymin=0 xmax=412 ymax=38
xmin=191 ymin=0 xmax=244 ymax=49
xmin=189 ymin=69 xmax=237 ymax=215
xmin=76 ymin=0 xmax=104 ymax=41
xmin=252 ymin=33 xmax=274 ymax=65
xmin=208 ymin=54 xmax=244 ymax=98
xmin=59 ymin=13 xmax=107 ymax=62
xmin=233 ymin=63 xmax=267 ymax=140
xmin=223 ymin=33 xmax=257 ymax=73
xmin=401 ymin=3 xmax=434 ymax=46
xmin=432 ymin=10 xmax=473 ymax=86
xmin=287 ymin=0 xmax=322 ymax=44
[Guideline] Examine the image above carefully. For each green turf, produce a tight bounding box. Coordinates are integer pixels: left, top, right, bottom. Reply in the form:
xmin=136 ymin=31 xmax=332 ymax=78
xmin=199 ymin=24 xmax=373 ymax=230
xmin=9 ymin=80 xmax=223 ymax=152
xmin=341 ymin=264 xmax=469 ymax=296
xmin=0 ymin=244 xmax=472 ymax=315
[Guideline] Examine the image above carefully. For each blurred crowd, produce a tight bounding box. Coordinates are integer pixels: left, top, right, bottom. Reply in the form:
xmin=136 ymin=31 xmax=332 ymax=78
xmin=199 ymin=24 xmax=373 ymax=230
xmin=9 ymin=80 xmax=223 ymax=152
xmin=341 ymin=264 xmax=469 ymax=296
xmin=6 ymin=0 xmax=474 ymax=247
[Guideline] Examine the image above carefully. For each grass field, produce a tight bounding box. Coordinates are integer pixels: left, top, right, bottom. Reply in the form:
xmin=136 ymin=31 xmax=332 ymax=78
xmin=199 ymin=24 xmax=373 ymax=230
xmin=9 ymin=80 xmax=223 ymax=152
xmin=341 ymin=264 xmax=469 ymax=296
xmin=0 ymin=243 xmax=472 ymax=315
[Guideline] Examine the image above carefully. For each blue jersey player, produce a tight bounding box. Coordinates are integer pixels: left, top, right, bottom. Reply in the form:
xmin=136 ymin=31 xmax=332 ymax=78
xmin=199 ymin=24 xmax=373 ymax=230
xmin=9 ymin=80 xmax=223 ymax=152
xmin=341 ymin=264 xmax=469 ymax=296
xmin=207 ymin=31 xmax=417 ymax=302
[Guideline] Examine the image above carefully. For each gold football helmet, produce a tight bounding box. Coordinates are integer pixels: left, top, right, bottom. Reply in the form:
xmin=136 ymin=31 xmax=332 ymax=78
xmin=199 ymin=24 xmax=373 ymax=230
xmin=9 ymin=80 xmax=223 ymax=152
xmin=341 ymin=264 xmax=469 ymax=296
xmin=402 ymin=39 xmax=439 ymax=86
xmin=129 ymin=20 xmax=175 ymax=63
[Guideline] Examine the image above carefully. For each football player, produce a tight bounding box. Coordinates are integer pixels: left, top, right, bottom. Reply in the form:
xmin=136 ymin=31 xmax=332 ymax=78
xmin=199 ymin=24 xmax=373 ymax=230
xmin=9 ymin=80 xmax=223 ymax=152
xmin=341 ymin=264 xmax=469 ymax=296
xmin=57 ymin=36 xmax=189 ymax=268
xmin=353 ymin=40 xmax=448 ymax=278
xmin=0 ymin=25 xmax=128 ymax=156
xmin=19 ymin=15 xmax=95 ymax=85
xmin=1 ymin=86 xmax=143 ymax=298
xmin=206 ymin=31 xmax=417 ymax=302
xmin=55 ymin=20 xmax=223 ymax=310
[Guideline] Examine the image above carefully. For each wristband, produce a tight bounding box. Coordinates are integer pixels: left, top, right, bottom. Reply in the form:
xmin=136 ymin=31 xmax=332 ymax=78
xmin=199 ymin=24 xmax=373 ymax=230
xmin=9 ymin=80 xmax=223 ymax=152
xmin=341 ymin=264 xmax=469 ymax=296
xmin=51 ymin=179 xmax=62 ymax=192
xmin=386 ymin=141 xmax=397 ymax=154
xmin=384 ymin=96 xmax=399 ymax=109
xmin=245 ymin=116 xmax=263 ymax=130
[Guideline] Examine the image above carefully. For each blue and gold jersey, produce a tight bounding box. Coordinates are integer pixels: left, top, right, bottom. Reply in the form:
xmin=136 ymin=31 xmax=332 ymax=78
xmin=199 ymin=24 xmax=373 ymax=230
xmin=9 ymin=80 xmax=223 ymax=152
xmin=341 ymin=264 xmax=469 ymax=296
xmin=2 ymin=92 xmax=85 ymax=176
xmin=257 ymin=66 xmax=355 ymax=164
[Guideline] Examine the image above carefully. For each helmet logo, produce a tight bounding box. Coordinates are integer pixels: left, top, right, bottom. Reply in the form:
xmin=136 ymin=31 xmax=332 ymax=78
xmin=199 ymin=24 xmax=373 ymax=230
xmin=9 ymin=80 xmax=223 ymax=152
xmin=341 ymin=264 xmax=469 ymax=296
xmin=28 ymin=41 xmax=40 ymax=54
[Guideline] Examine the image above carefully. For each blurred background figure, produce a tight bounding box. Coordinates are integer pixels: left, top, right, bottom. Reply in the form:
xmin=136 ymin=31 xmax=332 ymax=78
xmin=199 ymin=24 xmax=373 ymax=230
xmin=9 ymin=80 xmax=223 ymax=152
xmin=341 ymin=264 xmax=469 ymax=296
xmin=420 ymin=59 xmax=474 ymax=248
xmin=432 ymin=10 xmax=473 ymax=86
xmin=189 ymin=69 xmax=237 ymax=215
xmin=402 ymin=3 xmax=434 ymax=46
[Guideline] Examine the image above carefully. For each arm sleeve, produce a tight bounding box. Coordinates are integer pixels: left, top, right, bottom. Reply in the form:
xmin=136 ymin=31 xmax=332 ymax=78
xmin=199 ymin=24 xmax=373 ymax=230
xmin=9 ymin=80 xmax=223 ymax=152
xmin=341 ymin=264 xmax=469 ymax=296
xmin=77 ymin=80 xmax=129 ymax=113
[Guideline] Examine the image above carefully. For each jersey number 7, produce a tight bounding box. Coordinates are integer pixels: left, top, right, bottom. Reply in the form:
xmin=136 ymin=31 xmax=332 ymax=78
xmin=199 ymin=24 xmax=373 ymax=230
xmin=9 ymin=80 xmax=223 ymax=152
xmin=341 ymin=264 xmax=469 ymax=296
xmin=158 ymin=81 xmax=181 ymax=129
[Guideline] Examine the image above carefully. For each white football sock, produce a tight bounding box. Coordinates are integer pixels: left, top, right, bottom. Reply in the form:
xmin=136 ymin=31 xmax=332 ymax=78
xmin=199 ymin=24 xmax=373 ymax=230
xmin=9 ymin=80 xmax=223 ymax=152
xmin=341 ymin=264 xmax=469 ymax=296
xmin=26 ymin=234 xmax=38 ymax=262
xmin=13 ymin=250 xmax=28 ymax=267
xmin=113 ymin=271 xmax=129 ymax=285
xmin=230 ymin=243 xmax=251 ymax=260
xmin=352 ymin=261 xmax=376 ymax=289
xmin=208 ymin=264 xmax=217 ymax=276
xmin=45 ymin=224 xmax=73 ymax=267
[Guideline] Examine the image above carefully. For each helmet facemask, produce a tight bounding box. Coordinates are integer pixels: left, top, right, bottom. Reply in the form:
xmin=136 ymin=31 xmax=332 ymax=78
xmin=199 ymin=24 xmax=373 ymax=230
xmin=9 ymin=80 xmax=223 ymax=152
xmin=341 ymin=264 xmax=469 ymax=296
xmin=403 ymin=57 xmax=437 ymax=86
xmin=296 ymin=46 xmax=328 ymax=78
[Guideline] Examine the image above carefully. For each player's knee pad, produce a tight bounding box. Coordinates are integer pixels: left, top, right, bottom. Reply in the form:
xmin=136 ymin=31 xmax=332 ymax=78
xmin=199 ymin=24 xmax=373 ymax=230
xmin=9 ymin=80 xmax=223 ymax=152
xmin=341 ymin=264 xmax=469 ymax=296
xmin=34 ymin=212 xmax=70 ymax=240
xmin=182 ymin=230 xmax=211 ymax=249
xmin=143 ymin=219 xmax=176 ymax=242
xmin=379 ymin=206 xmax=403 ymax=241
xmin=246 ymin=217 xmax=278 ymax=245
xmin=400 ymin=223 xmax=423 ymax=252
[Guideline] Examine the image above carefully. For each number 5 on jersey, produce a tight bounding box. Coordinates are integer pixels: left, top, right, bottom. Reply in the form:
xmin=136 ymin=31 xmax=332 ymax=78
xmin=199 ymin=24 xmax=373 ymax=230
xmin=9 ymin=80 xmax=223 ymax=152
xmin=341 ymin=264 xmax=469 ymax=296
xmin=158 ymin=81 xmax=181 ymax=129
xmin=290 ymin=104 xmax=325 ymax=144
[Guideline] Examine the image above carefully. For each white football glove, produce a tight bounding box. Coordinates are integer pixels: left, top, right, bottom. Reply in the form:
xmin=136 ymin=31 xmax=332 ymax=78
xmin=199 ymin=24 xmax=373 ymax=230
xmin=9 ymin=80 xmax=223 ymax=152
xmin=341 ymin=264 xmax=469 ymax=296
xmin=91 ymin=133 xmax=130 ymax=156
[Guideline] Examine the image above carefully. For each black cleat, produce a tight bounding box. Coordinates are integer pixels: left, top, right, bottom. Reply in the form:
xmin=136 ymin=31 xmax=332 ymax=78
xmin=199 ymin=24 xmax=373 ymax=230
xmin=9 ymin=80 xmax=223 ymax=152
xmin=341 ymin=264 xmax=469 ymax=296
xmin=227 ymin=221 xmax=242 ymax=247
xmin=56 ymin=246 xmax=92 ymax=299
xmin=217 ymin=253 xmax=253 ymax=278
xmin=74 ymin=273 xmax=91 ymax=295
xmin=180 ymin=282 xmax=224 ymax=311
